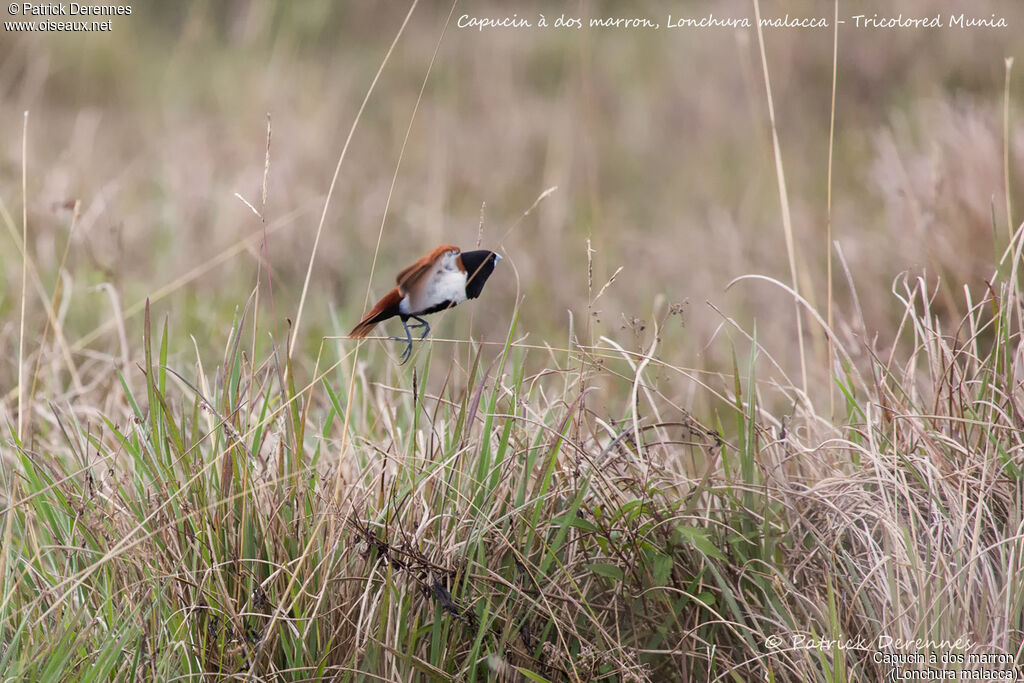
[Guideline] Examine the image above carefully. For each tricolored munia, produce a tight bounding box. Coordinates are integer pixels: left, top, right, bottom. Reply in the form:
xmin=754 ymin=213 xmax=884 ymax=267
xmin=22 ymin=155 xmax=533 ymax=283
xmin=349 ymin=245 xmax=502 ymax=364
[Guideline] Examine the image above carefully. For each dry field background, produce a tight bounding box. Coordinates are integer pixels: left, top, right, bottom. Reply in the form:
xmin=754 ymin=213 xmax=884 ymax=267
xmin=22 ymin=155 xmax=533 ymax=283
xmin=2 ymin=1 xmax=1024 ymax=681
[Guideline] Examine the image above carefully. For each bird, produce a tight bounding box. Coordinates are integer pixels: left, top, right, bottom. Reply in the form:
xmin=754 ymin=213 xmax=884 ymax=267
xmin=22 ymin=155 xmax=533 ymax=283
xmin=349 ymin=244 xmax=503 ymax=364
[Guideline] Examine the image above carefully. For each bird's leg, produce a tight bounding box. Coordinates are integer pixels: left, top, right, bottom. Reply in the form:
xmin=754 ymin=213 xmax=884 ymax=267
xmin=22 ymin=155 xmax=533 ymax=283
xmin=408 ymin=316 xmax=431 ymax=341
xmin=390 ymin=318 xmax=415 ymax=365
xmin=390 ymin=316 xmax=431 ymax=365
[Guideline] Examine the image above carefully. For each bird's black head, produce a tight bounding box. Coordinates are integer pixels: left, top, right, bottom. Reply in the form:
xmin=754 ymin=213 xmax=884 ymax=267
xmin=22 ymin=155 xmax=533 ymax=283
xmin=459 ymin=250 xmax=502 ymax=299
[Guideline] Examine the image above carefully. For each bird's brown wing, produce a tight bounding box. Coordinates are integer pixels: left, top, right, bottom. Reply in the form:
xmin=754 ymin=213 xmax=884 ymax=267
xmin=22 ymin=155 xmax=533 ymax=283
xmin=349 ymin=287 xmax=403 ymax=338
xmin=395 ymin=244 xmax=461 ymax=294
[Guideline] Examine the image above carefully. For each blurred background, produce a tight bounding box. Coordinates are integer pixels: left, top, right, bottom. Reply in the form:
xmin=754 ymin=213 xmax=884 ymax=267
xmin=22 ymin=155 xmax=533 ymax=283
xmin=2 ymin=0 xmax=1022 ymax=413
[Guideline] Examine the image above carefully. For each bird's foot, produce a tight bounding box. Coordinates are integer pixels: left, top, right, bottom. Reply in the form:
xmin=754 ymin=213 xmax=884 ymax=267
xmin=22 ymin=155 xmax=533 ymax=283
xmin=390 ymin=337 xmax=414 ymax=365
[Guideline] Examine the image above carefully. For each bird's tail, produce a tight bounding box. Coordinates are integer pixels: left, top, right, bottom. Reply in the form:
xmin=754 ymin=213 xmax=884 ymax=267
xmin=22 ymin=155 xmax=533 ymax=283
xmin=349 ymin=288 xmax=403 ymax=338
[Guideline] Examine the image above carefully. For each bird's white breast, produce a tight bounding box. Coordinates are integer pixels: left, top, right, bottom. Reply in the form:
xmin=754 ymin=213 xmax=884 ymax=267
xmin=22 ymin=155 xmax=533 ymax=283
xmin=399 ymin=250 xmax=467 ymax=315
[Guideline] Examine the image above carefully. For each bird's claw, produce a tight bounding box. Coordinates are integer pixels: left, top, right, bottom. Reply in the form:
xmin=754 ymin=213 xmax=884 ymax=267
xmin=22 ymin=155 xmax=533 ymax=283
xmin=392 ymin=317 xmax=430 ymax=365
xmin=390 ymin=336 xmax=414 ymax=365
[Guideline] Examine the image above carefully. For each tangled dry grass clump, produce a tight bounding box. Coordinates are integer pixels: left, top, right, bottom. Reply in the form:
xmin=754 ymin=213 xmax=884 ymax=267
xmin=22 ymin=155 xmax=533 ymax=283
xmin=3 ymin=233 xmax=1024 ymax=680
